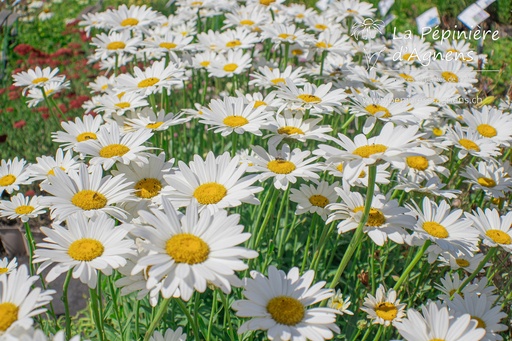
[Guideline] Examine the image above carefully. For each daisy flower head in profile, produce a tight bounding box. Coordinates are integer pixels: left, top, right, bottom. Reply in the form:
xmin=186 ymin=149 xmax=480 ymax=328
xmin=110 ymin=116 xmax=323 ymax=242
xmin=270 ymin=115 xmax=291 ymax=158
xmin=328 ymin=0 xmax=376 ymax=22
xmin=25 ymin=80 xmax=70 ymax=108
xmin=275 ymin=80 xmax=346 ymax=114
xmin=465 ymin=208 xmax=512 ymax=253
xmin=12 ymin=66 xmax=65 ymax=94
xmin=0 ymin=157 xmax=31 ymax=195
xmin=327 ymin=289 xmax=353 ymax=316
xmin=104 ymin=4 xmax=162 ymax=33
xmin=162 ymin=151 xmax=262 ymax=213
xmin=394 ymin=174 xmax=461 ymax=199
xmin=435 ymin=272 xmax=480 ymax=302
xmin=131 ymin=199 xmax=258 ymax=301
xmin=264 ymin=110 xmax=333 ymax=148
xmin=316 ymin=122 xmax=428 ymax=183
xmin=27 ymin=148 xmax=80 ymax=183
xmin=149 ymin=328 xmax=187 ymax=341
xmin=460 ymin=161 xmax=512 ymax=198
xmin=0 ymin=265 xmax=56 ymax=335
xmin=248 ymin=144 xmax=321 ymax=190
xmin=95 ymin=91 xmax=149 ymax=117
xmin=437 ymin=250 xmax=488 ymax=274
xmin=198 ymin=96 xmax=272 ymax=136
xmin=208 ymin=49 xmax=252 ymax=78
xmin=289 ymin=181 xmax=339 ymax=220
xmin=115 ymin=59 xmax=187 ymax=96
xmin=361 ymin=284 xmax=406 ymax=326
xmin=144 ymin=31 xmax=194 ymax=54
xmin=125 ymin=108 xmax=190 ymax=132
xmin=52 ymin=114 xmax=104 ymax=151
xmin=261 ymin=23 xmax=312 ymax=47
xmin=327 ymin=187 xmax=415 ymax=246
xmin=249 ymin=65 xmax=307 ymax=89
xmin=429 ymin=59 xmax=478 ymax=88
xmin=34 ymin=214 xmax=136 ymax=288
xmin=406 ymin=197 xmax=480 ymax=262
xmin=0 ymin=257 xmax=17 ymax=276
xmin=443 ymin=123 xmax=501 ymax=160
xmin=91 ymin=30 xmax=141 ymax=61
xmin=393 ymin=301 xmax=486 ymax=341
xmin=76 ymin=122 xmax=153 ymax=170
xmin=232 ymin=266 xmax=340 ymax=341
xmin=0 ymin=193 xmax=46 ymax=223
xmin=40 ymin=163 xmax=133 ymax=221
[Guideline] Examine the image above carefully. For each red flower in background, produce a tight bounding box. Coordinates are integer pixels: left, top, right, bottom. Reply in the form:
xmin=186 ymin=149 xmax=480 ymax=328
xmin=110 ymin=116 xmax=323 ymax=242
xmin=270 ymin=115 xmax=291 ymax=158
xmin=25 ymin=190 xmax=36 ymax=197
xmin=13 ymin=120 xmax=26 ymax=128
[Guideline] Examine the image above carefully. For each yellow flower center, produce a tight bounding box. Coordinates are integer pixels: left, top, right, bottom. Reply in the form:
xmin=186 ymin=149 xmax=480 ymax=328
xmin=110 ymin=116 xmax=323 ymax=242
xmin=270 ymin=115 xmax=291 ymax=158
xmin=106 ymin=41 xmax=126 ymax=50
xmin=159 ymin=42 xmax=177 ymax=49
xmin=99 ymin=144 xmax=130 ymax=158
xmin=121 ymin=18 xmax=139 ymax=27
xmin=71 ymin=190 xmax=107 ymax=210
xmin=336 ymin=163 xmax=343 ymax=172
xmin=459 ymin=139 xmax=480 ymax=151
xmin=138 ymin=77 xmax=160 ymax=88
xmin=254 ymin=100 xmax=266 ymax=108
xmin=0 ymin=268 xmax=8 ymax=274
xmin=315 ymin=41 xmax=331 ymax=49
xmin=455 ymin=259 xmax=470 ymax=267
xmin=223 ymin=116 xmax=249 ymax=128
xmin=365 ymin=104 xmax=391 ymax=118
xmin=398 ymin=73 xmax=415 ymax=82
xmin=76 ymin=132 xmax=97 ymax=142
xmin=485 ymin=229 xmax=511 ymax=244
xmin=271 ymin=77 xmax=285 ymax=85
xmin=291 ymin=49 xmax=303 ymax=55
xmin=406 ymin=156 xmax=429 ymax=170
xmin=117 ymin=92 xmax=126 ymax=99
xmin=32 ymin=77 xmax=49 ymax=84
xmin=432 ymin=127 xmax=444 ymax=136
xmin=193 ymin=182 xmax=227 ymax=205
xmin=223 ymin=63 xmax=238 ymax=72
xmin=146 ymin=122 xmax=164 ymax=130
xmin=476 ymin=124 xmax=497 ymax=138
xmin=200 ymin=61 xmax=210 ymax=67
xmin=101 ymin=84 xmax=109 ymax=91
xmin=309 ymin=194 xmax=329 ymax=208
xmin=430 ymin=339 xmax=445 ymax=341
xmin=354 ymin=207 xmax=386 ymax=227
xmin=315 ymin=23 xmax=328 ymax=31
xmin=266 ymin=296 xmax=304 ymax=326
xmin=226 ymin=40 xmax=241 ymax=48
xmin=442 ymin=71 xmax=459 ymax=83
xmin=423 ymin=222 xmax=449 ymax=239
xmin=240 ymin=19 xmax=254 ymax=26
xmin=267 ymin=160 xmax=296 ymax=174
xmin=477 ymin=177 xmax=496 ymax=188
xmin=375 ymin=302 xmax=398 ymax=321
xmin=278 ymin=33 xmax=295 ymax=40
xmin=297 ymin=94 xmax=321 ymax=103
xmin=14 ymin=205 xmax=34 ymax=215
xmin=68 ymin=238 xmax=104 ymax=261
xmin=0 ymin=302 xmax=19 ymax=331
xmin=259 ymin=0 xmax=276 ymax=5
xmin=165 ymin=233 xmax=210 ymax=264
xmin=47 ymin=166 xmax=66 ymax=176
xmin=277 ymin=126 xmax=304 ymax=135
xmin=471 ymin=316 xmax=486 ymax=329
xmin=402 ymin=53 xmax=417 ymax=61
xmin=115 ymin=102 xmax=131 ymax=109
xmin=135 ymin=178 xmax=162 ymax=199
xmin=191 ymin=1 xmax=203 ymax=6
xmin=352 ymin=144 xmax=388 ymax=158
xmin=0 ymin=175 xmax=16 ymax=187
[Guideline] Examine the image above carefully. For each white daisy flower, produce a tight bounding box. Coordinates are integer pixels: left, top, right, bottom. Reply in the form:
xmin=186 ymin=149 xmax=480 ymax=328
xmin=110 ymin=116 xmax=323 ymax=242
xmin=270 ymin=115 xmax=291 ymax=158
xmin=25 ymin=80 xmax=70 ymax=108
xmin=91 ymin=30 xmax=141 ymax=60
xmin=95 ymin=92 xmax=149 ymax=117
xmin=0 ymin=194 xmax=46 ymax=223
xmin=232 ymin=266 xmax=340 ymax=341
xmin=162 ymin=151 xmax=262 ymax=213
xmin=437 ymin=251 xmax=488 ymax=273
xmin=104 ymin=4 xmax=162 ymax=33
xmin=249 ymin=65 xmax=307 ymax=88
xmin=198 ymin=96 xmax=272 ymax=136
xmin=275 ymin=80 xmax=346 ymax=114
xmin=248 ymin=144 xmax=321 ymax=190
xmin=447 ymin=293 xmax=508 ymax=341
xmin=208 ymin=49 xmax=252 ymax=78
xmin=391 ymin=150 xmax=449 ymax=181
xmin=115 ymin=60 xmax=187 ymax=96
xmin=52 ymin=114 xmax=104 ymax=151
xmin=261 ymin=23 xmax=313 ymax=47
xmin=40 ymin=163 xmax=133 ymax=221
xmin=144 ymin=32 xmax=194 ymax=54
xmin=289 ymin=181 xmax=339 ymax=220
xmin=435 ymin=272 xmax=480 ymax=302
xmin=429 ymin=60 xmax=477 ymax=88
xmin=0 ymin=158 xmax=31 ymax=195
xmin=406 ymin=197 xmax=479 ymax=260
xmin=131 ymin=200 xmax=257 ymax=301
xmin=460 ymin=162 xmax=512 ymax=198
xmin=465 ymin=208 xmax=512 ymax=253
xmin=462 ymin=106 xmax=512 ymax=147
xmin=34 ymin=214 xmax=135 ymax=288
xmin=1 ymin=327 xmax=80 ymax=340
xmin=125 ymin=108 xmax=190 ymax=132
xmin=0 ymin=257 xmax=17 ymax=275
xmin=327 ymin=289 xmax=353 ymax=316
xmin=216 ymin=27 xmax=260 ymax=51
xmin=361 ymin=284 xmax=406 ymax=326
xmin=327 ymin=188 xmax=415 ymax=246
xmin=88 ymin=75 xmax=114 ymax=94
xmin=264 ymin=110 xmax=333 ymax=147
xmin=0 ymin=265 xmax=56 ymax=335
xmin=394 ymin=174 xmax=461 ymax=199
xmin=149 ymin=328 xmax=187 ymax=341
xmin=27 ymin=148 xmax=80 ymax=183
xmin=12 ymin=66 xmax=65 ymax=94
xmin=76 ymin=122 xmax=153 ymax=170
xmin=394 ymin=301 xmax=486 ymax=341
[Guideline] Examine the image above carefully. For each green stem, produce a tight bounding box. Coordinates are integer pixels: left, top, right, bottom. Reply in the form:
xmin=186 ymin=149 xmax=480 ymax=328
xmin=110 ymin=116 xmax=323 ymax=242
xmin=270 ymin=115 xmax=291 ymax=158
xmin=393 ymin=240 xmax=431 ymax=291
xmin=457 ymin=247 xmax=497 ymax=294
xmin=89 ymin=287 xmax=105 ymax=341
xmin=107 ymin=275 xmax=125 ymax=341
xmin=62 ymin=270 xmax=73 ymax=340
xmin=176 ymin=299 xmax=201 ymax=341
xmin=143 ymin=298 xmax=170 ymax=341
xmin=23 ymin=222 xmax=35 ymax=276
xmin=328 ymin=165 xmax=377 ymax=290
